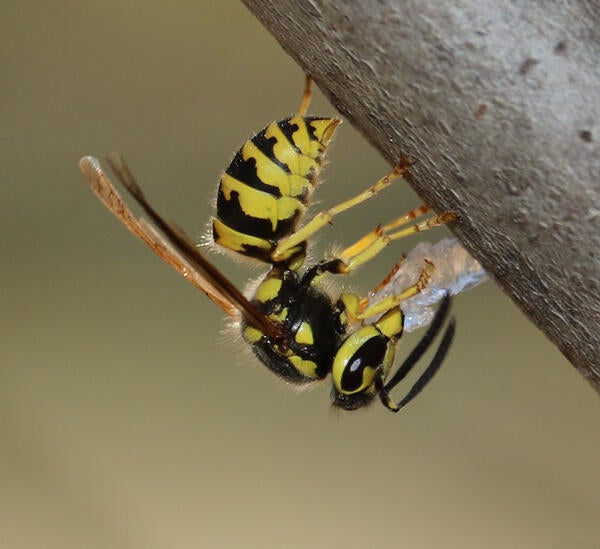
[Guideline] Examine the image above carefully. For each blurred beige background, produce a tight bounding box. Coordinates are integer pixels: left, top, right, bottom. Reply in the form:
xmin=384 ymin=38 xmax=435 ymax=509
xmin=2 ymin=2 xmax=598 ymax=548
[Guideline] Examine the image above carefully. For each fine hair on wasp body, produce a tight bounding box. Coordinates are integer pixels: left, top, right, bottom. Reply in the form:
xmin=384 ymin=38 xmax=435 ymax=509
xmin=79 ymin=75 xmax=456 ymax=413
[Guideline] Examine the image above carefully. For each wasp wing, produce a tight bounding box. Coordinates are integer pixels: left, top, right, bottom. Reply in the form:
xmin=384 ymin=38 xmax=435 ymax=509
xmin=79 ymin=155 xmax=242 ymax=320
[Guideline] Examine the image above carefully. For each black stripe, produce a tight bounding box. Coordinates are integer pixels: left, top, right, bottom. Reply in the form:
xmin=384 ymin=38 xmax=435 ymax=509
xmin=277 ymin=117 xmax=319 ymax=194
xmin=304 ymin=116 xmax=323 ymax=142
xmin=217 ymin=187 xmax=274 ymax=238
xmin=216 ymin=187 xmax=301 ymax=241
xmin=213 ymin=223 xmax=272 ymax=263
xmin=225 ymin=149 xmax=282 ymax=198
xmin=252 ymin=126 xmax=291 ymax=174
xmin=279 ymin=116 xmax=329 ymax=146
xmin=277 ymin=118 xmax=302 ymax=150
xmin=224 ymin=123 xmax=296 ymax=198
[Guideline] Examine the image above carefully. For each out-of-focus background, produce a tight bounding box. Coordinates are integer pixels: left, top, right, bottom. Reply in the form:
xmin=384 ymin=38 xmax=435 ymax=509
xmin=2 ymin=3 xmax=598 ymax=548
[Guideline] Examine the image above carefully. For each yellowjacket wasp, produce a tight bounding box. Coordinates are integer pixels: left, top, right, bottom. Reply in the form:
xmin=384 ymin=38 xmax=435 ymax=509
xmin=80 ymin=76 xmax=457 ymax=412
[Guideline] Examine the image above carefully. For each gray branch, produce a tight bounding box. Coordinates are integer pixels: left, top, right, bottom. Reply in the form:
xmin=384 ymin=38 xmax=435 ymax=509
xmin=242 ymin=0 xmax=600 ymax=393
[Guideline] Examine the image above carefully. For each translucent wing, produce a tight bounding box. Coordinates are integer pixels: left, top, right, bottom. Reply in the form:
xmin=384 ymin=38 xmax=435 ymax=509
xmin=80 ymin=155 xmax=286 ymax=346
xmin=79 ymin=156 xmax=245 ymax=318
xmin=367 ymin=238 xmax=488 ymax=332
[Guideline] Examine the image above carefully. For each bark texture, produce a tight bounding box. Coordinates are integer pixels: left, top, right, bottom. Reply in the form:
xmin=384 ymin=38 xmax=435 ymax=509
xmin=242 ymin=0 xmax=600 ymax=392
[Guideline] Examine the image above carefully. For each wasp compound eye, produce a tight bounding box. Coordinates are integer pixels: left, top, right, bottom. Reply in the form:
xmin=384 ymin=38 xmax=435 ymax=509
xmin=340 ymin=335 xmax=387 ymax=394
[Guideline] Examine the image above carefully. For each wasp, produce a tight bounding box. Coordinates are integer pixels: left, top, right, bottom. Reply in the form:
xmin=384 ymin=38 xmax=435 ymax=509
xmin=80 ymin=76 xmax=457 ymax=412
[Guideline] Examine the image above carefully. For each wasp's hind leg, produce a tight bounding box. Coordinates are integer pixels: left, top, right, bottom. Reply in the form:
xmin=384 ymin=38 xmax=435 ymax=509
xmin=321 ymin=207 xmax=456 ymax=276
xmin=272 ymin=162 xmax=411 ymax=263
xmin=298 ymin=75 xmax=313 ymax=116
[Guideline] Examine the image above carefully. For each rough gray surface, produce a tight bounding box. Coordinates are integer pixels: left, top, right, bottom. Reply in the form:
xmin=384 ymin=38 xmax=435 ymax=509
xmin=243 ymin=0 xmax=600 ymax=392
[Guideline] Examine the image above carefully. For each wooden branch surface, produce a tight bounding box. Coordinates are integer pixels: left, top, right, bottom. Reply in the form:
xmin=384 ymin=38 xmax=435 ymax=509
xmin=242 ymin=0 xmax=600 ymax=392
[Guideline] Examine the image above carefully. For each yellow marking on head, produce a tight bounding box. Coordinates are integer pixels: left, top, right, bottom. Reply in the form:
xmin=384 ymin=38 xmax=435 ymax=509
xmin=375 ymin=308 xmax=403 ymax=340
xmin=294 ymin=321 xmax=314 ymax=345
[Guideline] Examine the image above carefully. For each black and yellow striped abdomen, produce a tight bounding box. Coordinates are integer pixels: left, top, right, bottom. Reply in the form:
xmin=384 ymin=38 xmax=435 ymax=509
xmin=213 ymin=115 xmax=340 ymax=268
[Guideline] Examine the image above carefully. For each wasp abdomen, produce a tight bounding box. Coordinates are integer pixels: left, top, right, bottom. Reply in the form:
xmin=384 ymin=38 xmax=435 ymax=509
xmin=213 ymin=116 xmax=340 ymax=265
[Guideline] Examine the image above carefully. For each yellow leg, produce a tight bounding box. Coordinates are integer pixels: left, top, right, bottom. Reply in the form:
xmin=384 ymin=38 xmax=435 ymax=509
xmin=272 ymin=164 xmax=409 ymax=262
xmin=380 ymin=204 xmax=431 ymax=232
xmin=339 ymin=204 xmax=431 ymax=261
xmin=336 ymin=209 xmax=456 ymax=273
xmin=298 ymin=75 xmax=313 ymax=116
xmin=359 ymin=260 xmax=433 ymax=318
xmin=371 ymin=256 xmax=407 ymax=294
xmin=385 ymin=210 xmax=457 ymax=240
xmin=340 ymin=261 xmax=433 ymax=321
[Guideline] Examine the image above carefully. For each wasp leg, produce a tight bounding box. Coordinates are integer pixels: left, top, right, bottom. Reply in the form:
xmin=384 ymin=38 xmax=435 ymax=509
xmin=327 ymin=208 xmax=456 ymax=275
xmin=339 ymin=204 xmax=431 ymax=264
xmin=382 ymin=209 xmax=457 ymax=240
xmin=298 ymin=75 xmax=313 ymax=116
xmin=272 ymin=163 xmax=410 ymax=263
xmin=371 ymin=256 xmax=407 ymax=294
xmin=339 ymin=260 xmax=433 ymax=322
xmin=383 ymin=293 xmax=452 ymax=395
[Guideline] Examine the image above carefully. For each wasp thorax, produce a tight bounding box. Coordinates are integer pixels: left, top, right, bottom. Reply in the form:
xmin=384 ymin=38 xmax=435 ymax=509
xmin=243 ymin=269 xmax=345 ymax=385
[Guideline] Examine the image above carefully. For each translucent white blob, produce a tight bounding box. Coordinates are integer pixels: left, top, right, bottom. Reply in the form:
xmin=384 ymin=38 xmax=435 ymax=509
xmin=367 ymin=238 xmax=488 ymax=332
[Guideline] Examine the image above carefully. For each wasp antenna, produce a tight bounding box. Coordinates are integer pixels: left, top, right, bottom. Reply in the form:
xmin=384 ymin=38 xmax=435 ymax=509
xmin=383 ymin=293 xmax=452 ymax=394
xmin=385 ymin=317 xmax=456 ymax=412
